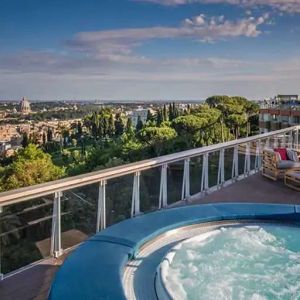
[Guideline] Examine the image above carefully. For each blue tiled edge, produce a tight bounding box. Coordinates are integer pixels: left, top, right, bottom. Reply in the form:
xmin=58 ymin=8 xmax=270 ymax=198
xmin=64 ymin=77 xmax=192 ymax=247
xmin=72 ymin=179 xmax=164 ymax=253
xmin=49 ymin=203 xmax=300 ymax=300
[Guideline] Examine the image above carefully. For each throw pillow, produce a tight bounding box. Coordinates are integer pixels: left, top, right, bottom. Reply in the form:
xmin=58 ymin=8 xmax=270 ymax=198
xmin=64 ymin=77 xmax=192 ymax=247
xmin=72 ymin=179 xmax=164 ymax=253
xmin=287 ymin=148 xmax=299 ymax=162
xmin=274 ymin=148 xmax=288 ymax=160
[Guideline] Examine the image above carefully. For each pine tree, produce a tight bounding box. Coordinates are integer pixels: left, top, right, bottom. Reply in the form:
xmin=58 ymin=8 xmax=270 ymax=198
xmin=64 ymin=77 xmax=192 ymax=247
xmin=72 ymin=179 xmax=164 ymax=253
xmin=136 ymin=116 xmax=143 ymax=132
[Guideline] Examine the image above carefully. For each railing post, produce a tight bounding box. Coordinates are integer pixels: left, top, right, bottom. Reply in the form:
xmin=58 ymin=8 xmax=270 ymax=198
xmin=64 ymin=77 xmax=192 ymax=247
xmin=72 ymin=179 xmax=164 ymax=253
xmin=274 ymin=136 xmax=278 ymax=148
xmin=295 ymin=128 xmax=299 ymax=150
xmin=244 ymin=143 xmax=251 ymax=177
xmin=201 ymin=153 xmax=209 ymax=193
xmin=254 ymin=140 xmax=262 ymax=171
xmin=0 ymin=206 xmax=3 ymax=280
xmin=96 ymin=180 xmax=106 ymax=232
xmin=181 ymin=158 xmax=190 ymax=201
xmin=232 ymin=145 xmax=239 ymax=181
xmin=131 ymin=172 xmax=140 ymax=217
xmin=288 ymin=130 xmax=293 ymax=149
xmin=51 ymin=191 xmax=63 ymax=258
xmin=159 ymin=164 xmax=168 ymax=209
xmin=217 ymin=148 xmax=225 ymax=188
xmin=265 ymin=138 xmax=270 ymax=149
xmin=282 ymin=133 xmax=286 ymax=148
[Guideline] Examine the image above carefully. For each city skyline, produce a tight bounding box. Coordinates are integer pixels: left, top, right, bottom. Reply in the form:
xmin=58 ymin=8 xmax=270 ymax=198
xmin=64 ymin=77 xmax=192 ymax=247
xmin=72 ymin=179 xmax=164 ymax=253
xmin=1 ymin=0 xmax=300 ymax=99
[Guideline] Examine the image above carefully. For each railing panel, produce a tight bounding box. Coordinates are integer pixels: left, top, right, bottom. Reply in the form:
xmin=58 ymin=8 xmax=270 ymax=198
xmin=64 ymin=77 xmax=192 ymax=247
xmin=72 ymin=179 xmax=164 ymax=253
xmin=224 ymin=148 xmax=234 ymax=181
xmin=60 ymin=183 xmax=98 ymax=251
xmin=190 ymin=156 xmax=203 ymax=196
xmin=105 ymin=174 xmax=133 ymax=227
xmin=208 ymin=151 xmax=219 ymax=188
xmin=167 ymin=161 xmax=184 ymax=205
xmin=238 ymin=144 xmax=247 ymax=176
xmin=0 ymin=196 xmax=53 ymax=274
xmin=140 ymin=167 xmax=161 ymax=213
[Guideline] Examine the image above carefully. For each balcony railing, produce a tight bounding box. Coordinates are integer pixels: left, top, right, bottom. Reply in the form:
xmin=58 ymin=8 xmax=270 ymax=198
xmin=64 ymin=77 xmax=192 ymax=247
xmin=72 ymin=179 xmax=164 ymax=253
xmin=0 ymin=126 xmax=299 ymax=278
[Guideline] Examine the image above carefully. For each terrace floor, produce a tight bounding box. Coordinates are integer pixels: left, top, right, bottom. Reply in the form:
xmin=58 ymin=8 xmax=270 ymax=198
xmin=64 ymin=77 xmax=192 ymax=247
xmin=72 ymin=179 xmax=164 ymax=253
xmin=0 ymin=172 xmax=299 ymax=300
xmin=197 ymin=173 xmax=300 ymax=205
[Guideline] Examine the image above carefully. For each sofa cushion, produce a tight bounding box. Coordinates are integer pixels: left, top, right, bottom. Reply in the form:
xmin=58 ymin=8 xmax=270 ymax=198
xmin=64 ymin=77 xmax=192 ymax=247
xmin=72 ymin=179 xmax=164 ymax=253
xmin=287 ymin=148 xmax=299 ymax=162
xmin=277 ymin=160 xmax=300 ymax=169
xmin=275 ymin=148 xmax=288 ymax=160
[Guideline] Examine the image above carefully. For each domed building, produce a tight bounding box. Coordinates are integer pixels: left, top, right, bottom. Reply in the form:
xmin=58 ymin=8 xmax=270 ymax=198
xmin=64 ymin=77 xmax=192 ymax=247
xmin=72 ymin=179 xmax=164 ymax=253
xmin=20 ymin=97 xmax=31 ymax=114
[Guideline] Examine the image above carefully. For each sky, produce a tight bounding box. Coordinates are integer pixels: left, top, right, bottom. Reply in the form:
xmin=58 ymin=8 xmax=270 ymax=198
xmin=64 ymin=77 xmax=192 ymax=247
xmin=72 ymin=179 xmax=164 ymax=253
xmin=1 ymin=0 xmax=300 ymax=100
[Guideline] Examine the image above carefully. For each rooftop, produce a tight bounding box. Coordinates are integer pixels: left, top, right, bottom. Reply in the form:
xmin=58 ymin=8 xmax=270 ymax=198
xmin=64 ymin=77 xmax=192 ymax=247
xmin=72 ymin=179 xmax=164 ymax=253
xmin=0 ymin=125 xmax=299 ymax=299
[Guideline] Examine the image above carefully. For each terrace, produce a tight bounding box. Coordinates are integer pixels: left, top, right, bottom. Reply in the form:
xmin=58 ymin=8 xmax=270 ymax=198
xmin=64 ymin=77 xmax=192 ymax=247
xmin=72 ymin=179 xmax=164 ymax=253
xmin=0 ymin=126 xmax=299 ymax=299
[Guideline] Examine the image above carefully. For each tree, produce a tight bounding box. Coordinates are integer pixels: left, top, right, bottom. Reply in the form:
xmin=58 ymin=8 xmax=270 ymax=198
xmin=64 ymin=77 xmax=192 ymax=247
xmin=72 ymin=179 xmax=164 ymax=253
xmin=168 ymin=103 xmax=174 ymax=121
xmin=139 ymin=126 xmax=177 ymax=156
xmin=77 ymin=121 xmax=83 ymax=137
xmin=125 ymin=118 xmax=134 ymax=135
xmin=108 ymin=114 xmax=115 ymax=137
xmin=136 ymin=116 xmax=143 ymax=132
xmin=0 ymin=144 xmax=64 ymax=191
xmin=163 ymin=105 xmax=168 ymax=122
xmin=47 ymin=128 xmax=53 ymax=142
xmin=42 ymin=132 xmax=47 ymax=145
xmin=21 ymin=133 xmax=29 ymax=148
xmin=114 ymin=113 xmax=125 ymax=136
xmin=156 ymin=110 xmax=163 ymax=126
xmin=146 ymin=110 xmax=153 ymax=122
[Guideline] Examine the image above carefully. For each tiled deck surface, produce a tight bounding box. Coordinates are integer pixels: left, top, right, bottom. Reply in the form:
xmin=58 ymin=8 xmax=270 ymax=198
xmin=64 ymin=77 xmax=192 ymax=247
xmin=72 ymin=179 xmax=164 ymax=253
xmin=195 ymin=173 xmax=300 ymax=205
xmin=0 ymin=173 xmax=299 ymax=300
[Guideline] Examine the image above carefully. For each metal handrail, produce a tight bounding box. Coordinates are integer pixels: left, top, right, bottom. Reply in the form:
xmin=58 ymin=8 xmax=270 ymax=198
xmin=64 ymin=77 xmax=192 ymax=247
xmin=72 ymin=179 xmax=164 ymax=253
xmin=0 ymin=126 xmax=299 ymax=206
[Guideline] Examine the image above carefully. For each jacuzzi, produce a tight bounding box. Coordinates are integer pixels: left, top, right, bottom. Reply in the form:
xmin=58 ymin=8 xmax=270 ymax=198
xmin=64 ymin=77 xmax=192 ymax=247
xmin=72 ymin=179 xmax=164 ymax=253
xmin=49 ymin=203 xmax=300 ymax=300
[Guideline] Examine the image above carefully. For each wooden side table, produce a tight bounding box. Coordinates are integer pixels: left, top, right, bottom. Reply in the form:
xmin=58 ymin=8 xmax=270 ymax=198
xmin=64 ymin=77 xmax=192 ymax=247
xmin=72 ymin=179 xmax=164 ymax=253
xmin=284 ymin=168 xmax=300 ymax=191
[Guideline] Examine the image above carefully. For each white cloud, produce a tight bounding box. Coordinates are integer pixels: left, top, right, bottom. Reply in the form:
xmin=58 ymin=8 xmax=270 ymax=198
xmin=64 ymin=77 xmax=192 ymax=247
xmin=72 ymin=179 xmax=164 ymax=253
xmin=66 ymin=14 xmax=268 ymax=63
xmin=136 ymin=0 xmax=300 ymax=13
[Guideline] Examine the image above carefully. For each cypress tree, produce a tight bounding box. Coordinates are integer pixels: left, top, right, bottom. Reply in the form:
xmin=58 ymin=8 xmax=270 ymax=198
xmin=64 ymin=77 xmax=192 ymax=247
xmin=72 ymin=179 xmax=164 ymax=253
xmin=126 ymin=118 xmax=133 ymax=134
xmin=108 ymin=114 xmax=115 ymax=137
xmin=22 ymin=132 xmax=29 ymax=148
xmin=47 ymin=128 xmax=53 ymax=142
xmin=146 ymin=109 xmax=153 ymax=122
xmin=163 ymin=104 xmax=168 ymax=121
xmin=115 ymin=113 xmax=125 ymax=136
xmin=136 ymin=116 xmax=143 ymax=132
xmin=42 ymin=132 xmax=47 ymax=145
xmin=77 ymin=121 xmax=83 ymax=136
xmin=168 ymin=103 xmax=173 ymax=121
xmin=156 ymin=110 xmax=163 ymax=126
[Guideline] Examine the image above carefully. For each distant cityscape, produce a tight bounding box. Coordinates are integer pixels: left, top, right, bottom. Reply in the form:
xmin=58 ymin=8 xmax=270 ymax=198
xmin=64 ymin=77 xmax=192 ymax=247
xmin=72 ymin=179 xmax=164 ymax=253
xmin=0 ymin=97 xmax=193 ymax=157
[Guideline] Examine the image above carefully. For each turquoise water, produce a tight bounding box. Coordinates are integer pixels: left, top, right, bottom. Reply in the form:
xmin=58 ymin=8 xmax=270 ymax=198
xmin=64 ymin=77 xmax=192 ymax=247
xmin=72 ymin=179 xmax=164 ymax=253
xmin=164 ymin=225 xmax=300 ymax=300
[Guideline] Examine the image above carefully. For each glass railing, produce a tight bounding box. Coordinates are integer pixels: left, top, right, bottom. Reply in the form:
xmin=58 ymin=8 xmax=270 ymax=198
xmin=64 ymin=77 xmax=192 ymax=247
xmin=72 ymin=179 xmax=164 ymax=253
xmin=0 ymin=126 xmax=299 ymax=277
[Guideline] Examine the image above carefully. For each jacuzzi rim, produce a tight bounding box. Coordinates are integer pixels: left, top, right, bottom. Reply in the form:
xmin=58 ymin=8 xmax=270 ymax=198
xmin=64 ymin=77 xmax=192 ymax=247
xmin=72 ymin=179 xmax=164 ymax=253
xmin=155 ymin=222 xmax=300 ymax=300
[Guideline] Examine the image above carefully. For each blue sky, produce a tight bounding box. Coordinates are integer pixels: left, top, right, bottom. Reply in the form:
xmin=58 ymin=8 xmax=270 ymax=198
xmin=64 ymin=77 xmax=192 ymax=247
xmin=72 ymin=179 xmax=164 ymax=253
xmin=1 ymin=0 xmax=300 ymax=100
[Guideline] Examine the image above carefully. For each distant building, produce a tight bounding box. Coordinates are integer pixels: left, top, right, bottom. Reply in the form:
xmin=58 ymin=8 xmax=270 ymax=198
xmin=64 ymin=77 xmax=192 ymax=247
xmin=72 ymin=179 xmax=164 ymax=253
xmin=129 ymin=108 xmax=148 ymax=127
xmin=259 ymin=95 xmax=300 ymax=133
xmin=0 ymin=141 xmax=11 ymax=154
xmin=20 ymin=97 xmax=31 ymax=114
xmin=0 ymin=111 xmax=6 ymax=119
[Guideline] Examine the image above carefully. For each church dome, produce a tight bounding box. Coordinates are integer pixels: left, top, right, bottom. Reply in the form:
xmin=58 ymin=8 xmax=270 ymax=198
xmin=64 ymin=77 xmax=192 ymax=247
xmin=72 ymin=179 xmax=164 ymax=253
xmin=20 ymin=97 xmax=31 ymax=114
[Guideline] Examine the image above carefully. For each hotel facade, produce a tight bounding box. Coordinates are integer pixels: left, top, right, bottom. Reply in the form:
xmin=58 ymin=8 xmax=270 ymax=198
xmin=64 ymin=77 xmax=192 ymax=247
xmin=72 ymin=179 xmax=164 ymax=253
xmin=259 ymin=95 xmax=300 ymax=133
